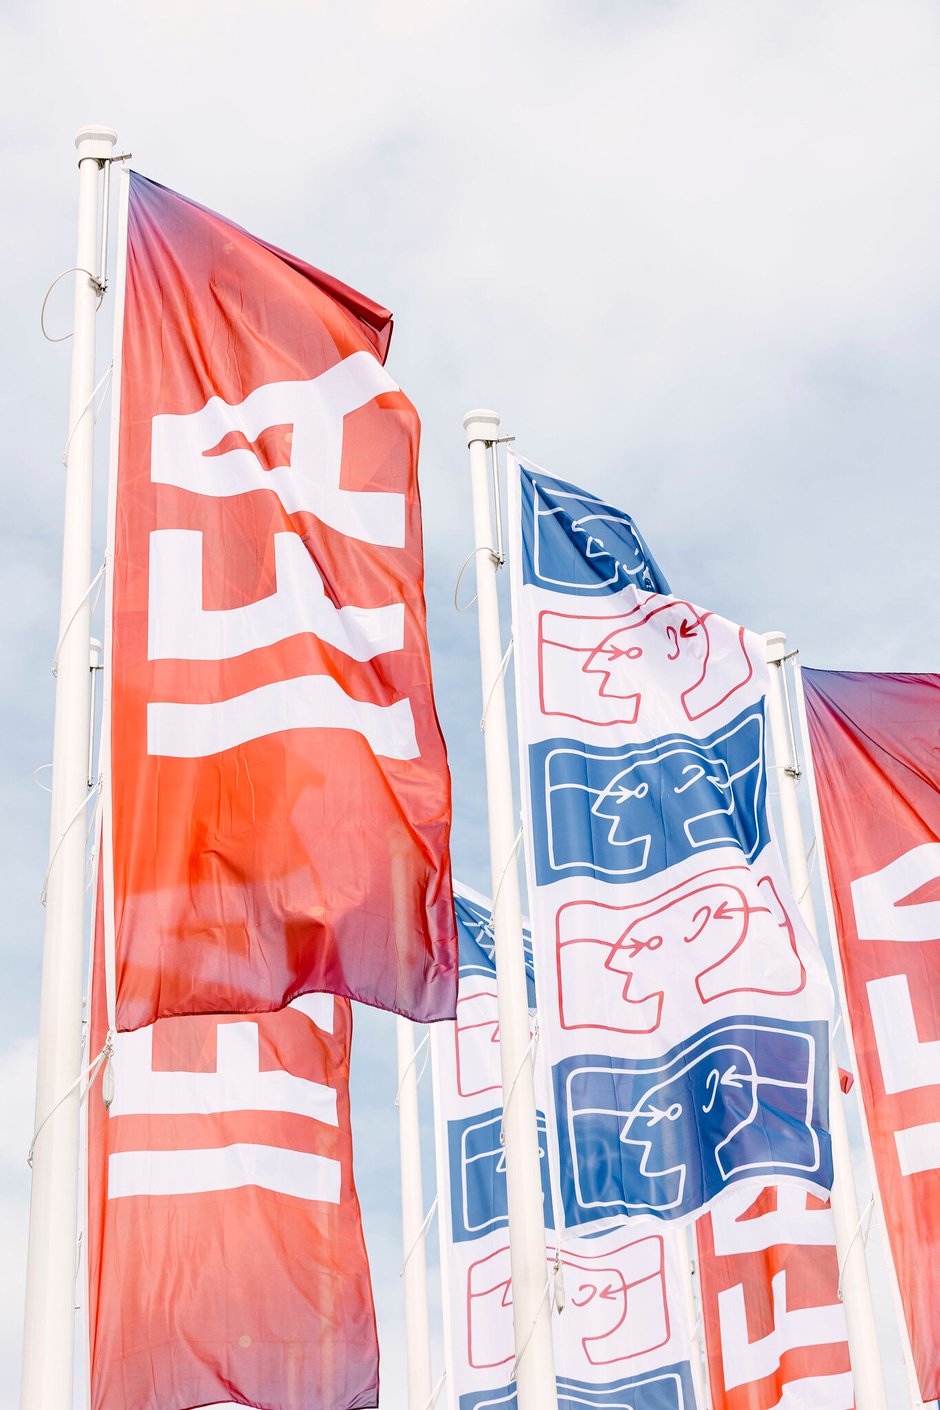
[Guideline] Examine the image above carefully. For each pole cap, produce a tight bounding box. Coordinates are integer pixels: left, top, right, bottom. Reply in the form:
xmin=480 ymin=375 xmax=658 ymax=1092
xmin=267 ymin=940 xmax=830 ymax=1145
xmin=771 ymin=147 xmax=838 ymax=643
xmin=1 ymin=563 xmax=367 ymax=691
xmin=763 ymin=630 xmax=788 ymax=664
xmin=75 ymin=126 xmax=118 ymax=162
xmin=463 ymin=408 xmax=501 ymax=447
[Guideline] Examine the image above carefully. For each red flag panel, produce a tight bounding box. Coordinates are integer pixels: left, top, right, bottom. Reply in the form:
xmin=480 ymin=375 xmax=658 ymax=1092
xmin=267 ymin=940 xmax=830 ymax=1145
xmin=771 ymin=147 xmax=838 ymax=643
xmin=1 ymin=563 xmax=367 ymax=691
xmin=87 ymin=883 xmax=378 ymax=1410
xmin=105 ymin=171 xmax=456 ymax=1030
xmin=696 ymin=1185 xmax=853 ymax=1409
xmin=802 ymin=668 xmax=940 ymax=1400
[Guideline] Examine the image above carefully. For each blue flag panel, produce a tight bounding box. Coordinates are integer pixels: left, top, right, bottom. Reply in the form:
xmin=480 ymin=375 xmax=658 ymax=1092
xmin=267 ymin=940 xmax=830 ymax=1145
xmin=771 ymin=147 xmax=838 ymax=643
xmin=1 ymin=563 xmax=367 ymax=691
xmin=455 ymin=888 xmax=537 ymax=1008
xmin=528 ymin=705 xmax=768 ymax=886
xmin=459 ymin=1364 xmax=698 ymax=1410
xmin=519 ymin=464 xmax=670 ymax=598
xmin=552 ymin=1016 xmax=831 ymax=1224
xmin=447 ymin=1107 xmax=554 ymax=1243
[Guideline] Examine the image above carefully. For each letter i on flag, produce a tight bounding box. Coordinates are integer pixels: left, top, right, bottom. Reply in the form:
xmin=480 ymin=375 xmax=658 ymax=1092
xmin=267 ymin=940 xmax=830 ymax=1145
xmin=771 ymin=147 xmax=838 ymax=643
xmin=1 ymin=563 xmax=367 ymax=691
xmin=102 ymin=172 xmax=456 ymax=1030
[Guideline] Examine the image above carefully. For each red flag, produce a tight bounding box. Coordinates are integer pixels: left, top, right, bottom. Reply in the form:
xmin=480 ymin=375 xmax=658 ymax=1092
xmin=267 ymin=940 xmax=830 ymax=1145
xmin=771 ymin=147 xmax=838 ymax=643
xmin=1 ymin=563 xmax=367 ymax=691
xmin=104 ymin=172 xmax=456 ymax=1029
xmin=87 ymin=876 xmax=378 ymax=1410
xmin=696 ymin=1185 xmax=853 ymax=1409
xmin=803 ymin=668 xmax=940 ymax=1400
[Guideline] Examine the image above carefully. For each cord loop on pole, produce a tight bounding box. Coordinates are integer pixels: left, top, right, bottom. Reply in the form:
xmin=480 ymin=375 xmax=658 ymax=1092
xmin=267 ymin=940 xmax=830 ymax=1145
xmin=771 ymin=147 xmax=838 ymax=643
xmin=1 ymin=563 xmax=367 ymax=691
xmin=454 ymin=545 xmax=497 ymax=612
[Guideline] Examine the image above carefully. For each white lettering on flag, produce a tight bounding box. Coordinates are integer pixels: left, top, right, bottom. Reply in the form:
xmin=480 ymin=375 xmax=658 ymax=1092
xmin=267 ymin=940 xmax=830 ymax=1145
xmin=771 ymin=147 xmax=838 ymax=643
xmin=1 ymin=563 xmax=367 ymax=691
xmin=850 ymin=843 xmax=940 ymax=943
xmin=147 ymin=675 xmax=418 ymax=759
xmin=109 ymin=1020 xmax=338 ymax=1123
xmin=770 ymin=1374 xmax=854 ymax=1410
xmin=149 ymin=529 xmax=404 ymax=662
xmin=718 ymin=1271 xmax=846 ymax=1390
xmin=107 ymin=1143 xmax=341 ymax=1202
xmin=710 ymin=1184 xmax=835 ymax=1255
xmin=867 ymin=973 xmax=940 ymax=1095
xmin=151 ymin=352 xmax=405 ymax=547
xmin=895 ymin=1123 xmax=940 ymax=1177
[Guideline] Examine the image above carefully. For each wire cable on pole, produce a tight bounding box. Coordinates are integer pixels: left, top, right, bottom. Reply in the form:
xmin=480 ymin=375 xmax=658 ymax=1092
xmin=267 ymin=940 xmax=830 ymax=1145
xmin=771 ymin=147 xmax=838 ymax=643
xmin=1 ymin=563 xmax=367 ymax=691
xmin=837 ymin=1195 xmax=875 ymax=1304
xmin=399 ymin=1197 xmax=438 ymax=1277
xmin=480 ymin=637 xmax=513 ymax=731
xmin=394 ymin=1031 xmax=430 ymax=1108
xmin=40 ymin=776 xmax=102 ymax=907
xmin=27 ymin=1029 xmax=114 ymax=1167
xmin=51 ymin=558 xmax=106 ymax=677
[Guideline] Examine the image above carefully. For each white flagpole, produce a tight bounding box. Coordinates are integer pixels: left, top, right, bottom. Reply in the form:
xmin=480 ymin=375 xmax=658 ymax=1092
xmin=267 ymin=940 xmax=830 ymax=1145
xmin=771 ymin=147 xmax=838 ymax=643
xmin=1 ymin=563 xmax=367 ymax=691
xmin=462 ymin=411 xmax=558 ymax=1410
xmin=21 ymin=125 xmax=117 ymax=1410
xmin=396 ymin=1015 xmax=434 ymax=1410
xmin=763 ymin=631 xmax=889 ymax=1410
xmin=794 ymin=662 xmax=927 ymax=1410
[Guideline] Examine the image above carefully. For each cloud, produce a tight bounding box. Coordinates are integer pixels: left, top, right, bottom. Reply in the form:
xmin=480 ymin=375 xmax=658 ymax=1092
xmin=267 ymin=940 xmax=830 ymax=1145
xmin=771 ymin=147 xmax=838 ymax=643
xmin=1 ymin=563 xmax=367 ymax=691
xmin=2 ymin=1 xmax=938 ymax=1404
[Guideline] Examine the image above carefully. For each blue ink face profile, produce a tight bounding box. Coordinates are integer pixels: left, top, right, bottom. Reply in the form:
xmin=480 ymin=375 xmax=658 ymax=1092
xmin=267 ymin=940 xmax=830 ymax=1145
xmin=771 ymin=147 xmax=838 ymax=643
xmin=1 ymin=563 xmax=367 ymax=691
xmin=553 ymin=1017 xmax=831 ymax=1225
xmin=529 ymin=705 xmax=768 ymax=886
xmin=448 ymin=1107 xmax=553 ymax=1243
xmin=520 ymin=465 xmax=669 ymax=599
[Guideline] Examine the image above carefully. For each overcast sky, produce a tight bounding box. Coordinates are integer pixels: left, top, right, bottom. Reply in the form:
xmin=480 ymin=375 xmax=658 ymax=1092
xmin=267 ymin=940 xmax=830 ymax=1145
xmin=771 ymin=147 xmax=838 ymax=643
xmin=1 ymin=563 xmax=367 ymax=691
xmin=2 ymin=1 xmax=939 ymax=1406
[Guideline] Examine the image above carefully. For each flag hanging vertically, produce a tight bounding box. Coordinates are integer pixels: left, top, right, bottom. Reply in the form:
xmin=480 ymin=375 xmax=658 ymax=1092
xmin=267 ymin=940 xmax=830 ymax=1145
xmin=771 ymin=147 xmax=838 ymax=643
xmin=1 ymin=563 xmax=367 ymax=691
xmin=696 ymin=1185 xmax=852 ymax=1409
xmin=802 ymin=667 xmax=940 ymax=1401
xmin=431 ymin=886 xmax=702 ymax=1410
xmin=86 ymin=872 xmax=378 ymax=1410
xmin=509 ymin=454 xmax=834 ymax=1229
xmin=103 ymin=172 xmax=456 ymax=1030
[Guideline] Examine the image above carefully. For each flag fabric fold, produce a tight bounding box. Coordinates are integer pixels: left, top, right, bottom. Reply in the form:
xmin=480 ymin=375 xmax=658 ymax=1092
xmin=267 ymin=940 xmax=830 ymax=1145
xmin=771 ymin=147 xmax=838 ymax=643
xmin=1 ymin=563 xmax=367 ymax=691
xmin=509 ymin=453 xmax=834 ymax=1231
xmin=103 ymin=171 xmax=456 ymax=1031
xmin=802 ymin=667 xmax=940 ymax=1400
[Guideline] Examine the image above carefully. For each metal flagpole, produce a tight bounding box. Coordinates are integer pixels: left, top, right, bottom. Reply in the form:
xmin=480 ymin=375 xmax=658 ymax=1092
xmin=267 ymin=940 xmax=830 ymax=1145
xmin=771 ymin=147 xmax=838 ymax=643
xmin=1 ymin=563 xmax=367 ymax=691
xmin=793 ymin=662 xmax=927 ymax=1410
xmin=763 ymin=631 xmax=890 ymax=1410
xmin=396 ymin=1015 xmax=434 ymax=1410
xmin=462 ymin=411 xmax=558 ymax=1410
xmin=21 ymin=125 xmax=117 ymax=1410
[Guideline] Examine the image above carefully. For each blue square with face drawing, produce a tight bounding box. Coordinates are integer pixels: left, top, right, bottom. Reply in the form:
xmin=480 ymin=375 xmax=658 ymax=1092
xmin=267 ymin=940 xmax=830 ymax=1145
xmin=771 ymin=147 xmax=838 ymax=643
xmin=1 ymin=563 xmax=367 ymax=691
xmin=519 ymin=463 xmax=670 ymax=598
xmin=447 ymin=1106 xmax=554 ymax=1243
xmin=528 ymin=704 xmax=768 ymax=887
xmin=552 ymin=1015 xmax=832 ymax=1226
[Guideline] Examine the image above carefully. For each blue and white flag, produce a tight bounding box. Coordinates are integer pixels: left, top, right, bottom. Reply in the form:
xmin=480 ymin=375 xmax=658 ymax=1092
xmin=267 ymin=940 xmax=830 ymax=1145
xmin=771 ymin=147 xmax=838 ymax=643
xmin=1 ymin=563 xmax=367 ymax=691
xmin=509 ymin=455 xmax=834 ymax=1231
xmin=431 ymin=885 xmax=702 ymax=1410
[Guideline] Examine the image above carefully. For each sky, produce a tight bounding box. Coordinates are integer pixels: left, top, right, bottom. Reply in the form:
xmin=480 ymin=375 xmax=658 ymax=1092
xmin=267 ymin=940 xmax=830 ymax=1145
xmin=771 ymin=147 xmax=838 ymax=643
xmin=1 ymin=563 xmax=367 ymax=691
xmin=1 ymin=0 xmax=939 ymax=1406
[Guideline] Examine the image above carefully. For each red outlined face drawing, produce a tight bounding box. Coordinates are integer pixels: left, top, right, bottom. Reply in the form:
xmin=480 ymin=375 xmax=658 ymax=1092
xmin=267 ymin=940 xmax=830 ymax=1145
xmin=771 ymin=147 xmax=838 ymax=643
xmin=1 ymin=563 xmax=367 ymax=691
xmin=454 ymin=982 xmax=502 ymax=1098
xmin=466 ymin=1237 xmax=669 ymax=1370
xmin=556 ymin=866 xmax=806 ymax=1035
xmin=537 ymin=598 xmax=753 ymax=729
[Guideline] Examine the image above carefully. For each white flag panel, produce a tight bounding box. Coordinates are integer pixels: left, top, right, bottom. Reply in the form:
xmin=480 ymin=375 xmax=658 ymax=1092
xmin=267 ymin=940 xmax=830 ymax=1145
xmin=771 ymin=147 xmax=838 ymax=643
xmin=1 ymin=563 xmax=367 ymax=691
xmin=509 ymin=454 xmax=834 ymax=1231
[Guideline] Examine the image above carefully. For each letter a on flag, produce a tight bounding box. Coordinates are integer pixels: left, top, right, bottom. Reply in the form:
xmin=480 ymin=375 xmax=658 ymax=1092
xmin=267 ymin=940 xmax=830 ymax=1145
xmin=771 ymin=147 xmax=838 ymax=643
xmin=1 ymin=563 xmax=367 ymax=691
xmin=103 ymin=172 xmax=456 ymax=1029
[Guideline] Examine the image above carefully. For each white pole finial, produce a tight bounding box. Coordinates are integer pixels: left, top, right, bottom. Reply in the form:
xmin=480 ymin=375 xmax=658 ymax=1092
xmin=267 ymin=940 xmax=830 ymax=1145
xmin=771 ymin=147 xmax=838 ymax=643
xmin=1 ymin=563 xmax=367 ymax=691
xmin=21 ymin=127 xmax=117 ymax=1410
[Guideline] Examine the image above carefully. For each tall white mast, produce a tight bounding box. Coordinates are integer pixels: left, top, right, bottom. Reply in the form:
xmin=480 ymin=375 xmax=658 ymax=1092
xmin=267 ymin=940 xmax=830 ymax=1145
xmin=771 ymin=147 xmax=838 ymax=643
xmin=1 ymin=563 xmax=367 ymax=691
xmin=763 ymin=631 xmax=891 ymax=1410
xmin=21 ymin=125 xmax=117 ymax=1410
xmin=462 ymin=411 xmax=558 ymax=1410
xmin=396 ymin=1015 xmax=434 ymax=1409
